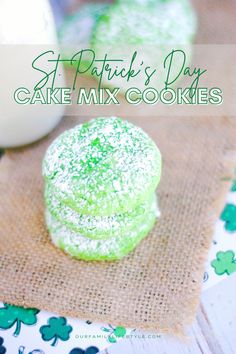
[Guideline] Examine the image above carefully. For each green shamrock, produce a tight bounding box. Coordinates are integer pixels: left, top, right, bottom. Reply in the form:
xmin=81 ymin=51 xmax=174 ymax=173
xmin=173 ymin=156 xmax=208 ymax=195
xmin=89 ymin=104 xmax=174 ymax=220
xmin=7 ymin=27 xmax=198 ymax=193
xmin=220 ymin=204 xmax=236 ymax=232
xmin=211 ymin=250 xmax=236 ymax=275
xmin=101 ymin=325 xmax=126 ymax=343
xmin=39 ymin=317 xmax=72 ymax=346
xmin=0 ymin=304 xmax=39 ymax=336
xmin=231 ymin=180 xmax=236 ymax=192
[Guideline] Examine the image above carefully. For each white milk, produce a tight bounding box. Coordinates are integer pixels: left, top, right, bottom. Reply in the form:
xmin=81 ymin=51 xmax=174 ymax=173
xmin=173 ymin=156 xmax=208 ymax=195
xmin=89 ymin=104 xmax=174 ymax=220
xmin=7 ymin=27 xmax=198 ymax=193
xmin=0 ymin=0 xmax=65 ymax=148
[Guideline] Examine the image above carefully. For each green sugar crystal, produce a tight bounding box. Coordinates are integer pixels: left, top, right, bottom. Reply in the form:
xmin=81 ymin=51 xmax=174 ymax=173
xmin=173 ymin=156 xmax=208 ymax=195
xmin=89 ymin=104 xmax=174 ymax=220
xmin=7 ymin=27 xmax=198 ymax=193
xmin=43 ymin=117 xmax=162 ymax=216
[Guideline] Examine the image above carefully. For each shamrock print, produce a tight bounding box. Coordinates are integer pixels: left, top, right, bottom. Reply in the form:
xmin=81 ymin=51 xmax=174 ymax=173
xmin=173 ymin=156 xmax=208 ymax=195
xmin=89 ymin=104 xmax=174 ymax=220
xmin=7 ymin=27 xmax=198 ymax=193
xmin=0 ymin=304 xmax=39 ymax=337
xmin=211 ymin=250 xmax=236 ymax=275
xmin=18 ymin=346 xmax=45 ymax=354
xmin=39 ymin=317 xmax=72 ymax=346
xmin=220 ymin=204 xmax=236 ymax=232
xmin=231 ymin=180 xmax=236 ymax=192
xmin=101 ymin=324 xmax=126 ymax=343
xmin=69 ymin=346 xmax=99 ymax=354
xmin=0 ymin=337 xmax=6 ymax=354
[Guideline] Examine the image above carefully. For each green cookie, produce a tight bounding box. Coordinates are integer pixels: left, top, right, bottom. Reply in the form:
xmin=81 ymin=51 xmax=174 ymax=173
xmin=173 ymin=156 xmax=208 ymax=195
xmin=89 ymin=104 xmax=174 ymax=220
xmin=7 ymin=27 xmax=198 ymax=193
xmin=116 ymin=0 xmax=160 ymax=6
xmin=58 ymin=3 xmax=110 ymax=70
xmin=93 ymin=0 xmax=196 ymax=45
xmin=45 ymin=183 xmax=159 ymax=240
xmin=45 ymin=195 xmax=158 ymax=261
xmin=42 ymin=117 xmax=162 ymax=216
xmin=92 ymin=0 xmax=197 ymax=92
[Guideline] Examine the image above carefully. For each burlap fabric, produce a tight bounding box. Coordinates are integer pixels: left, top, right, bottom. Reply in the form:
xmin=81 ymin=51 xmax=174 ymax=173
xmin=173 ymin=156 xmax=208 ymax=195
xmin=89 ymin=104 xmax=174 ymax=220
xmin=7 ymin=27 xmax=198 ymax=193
xmin=0 ymin=116 xmax=236 ymax=335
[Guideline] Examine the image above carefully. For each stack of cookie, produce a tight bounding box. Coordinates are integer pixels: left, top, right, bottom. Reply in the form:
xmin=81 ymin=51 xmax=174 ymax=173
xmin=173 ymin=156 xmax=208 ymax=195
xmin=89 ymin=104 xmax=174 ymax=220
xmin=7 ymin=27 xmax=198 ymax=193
xmin=42 ymin=117 xmax=162 ymax=261
xmin=59 ymin=0 xmax=197 ymax=91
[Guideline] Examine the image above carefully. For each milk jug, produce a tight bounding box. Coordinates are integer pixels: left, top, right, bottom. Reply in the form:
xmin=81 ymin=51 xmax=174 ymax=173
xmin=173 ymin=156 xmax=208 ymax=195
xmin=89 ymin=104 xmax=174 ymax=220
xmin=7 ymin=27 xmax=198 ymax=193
xmin=0 ymin=0 xmax=65 ymax=147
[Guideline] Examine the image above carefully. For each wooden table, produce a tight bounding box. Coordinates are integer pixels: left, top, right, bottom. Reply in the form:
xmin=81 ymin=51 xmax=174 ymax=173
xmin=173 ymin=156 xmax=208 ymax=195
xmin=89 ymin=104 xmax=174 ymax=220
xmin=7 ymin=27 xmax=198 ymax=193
xmin=101 ymin=273 xmax=236 ymax=354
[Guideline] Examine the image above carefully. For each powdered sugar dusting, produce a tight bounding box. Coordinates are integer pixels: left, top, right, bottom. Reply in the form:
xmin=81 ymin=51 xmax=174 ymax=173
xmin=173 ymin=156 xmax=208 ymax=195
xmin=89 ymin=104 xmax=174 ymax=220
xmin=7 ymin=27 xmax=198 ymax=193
xmin=42 ymin=117 xmax=161 ymax=216
xmin=45 ymin=184 xmax=158 ymax=240
xmin=46 ymin=194 xmax=159 ymax=261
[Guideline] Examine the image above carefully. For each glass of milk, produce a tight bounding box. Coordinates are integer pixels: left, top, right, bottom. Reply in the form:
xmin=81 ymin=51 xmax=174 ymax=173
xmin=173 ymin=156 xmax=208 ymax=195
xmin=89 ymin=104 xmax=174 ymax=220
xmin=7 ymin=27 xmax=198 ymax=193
xmin=0 ymin=0 xmax=65 ymax=148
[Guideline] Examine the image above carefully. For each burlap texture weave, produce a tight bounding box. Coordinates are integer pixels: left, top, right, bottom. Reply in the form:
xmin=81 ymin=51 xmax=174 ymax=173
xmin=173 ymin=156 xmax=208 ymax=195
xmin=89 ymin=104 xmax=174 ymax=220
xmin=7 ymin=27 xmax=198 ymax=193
xmin=0 ymin=116 xmax=235 ymax=335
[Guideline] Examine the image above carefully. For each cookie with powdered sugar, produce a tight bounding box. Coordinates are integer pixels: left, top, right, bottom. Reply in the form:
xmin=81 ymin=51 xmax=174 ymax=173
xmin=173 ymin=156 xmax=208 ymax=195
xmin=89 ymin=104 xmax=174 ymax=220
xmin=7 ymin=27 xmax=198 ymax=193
xmin=93 ymin=0 xmax=196 ymax=46
xmin=45 ymin=195 xmax=158 ymax=261
xmin=42 ymin=117 xmax=162 ymax=216
xmin=45 ymin=184 xmax=159 ymax=240
xmin=91 ymin=0 xmax=197 ymax=92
